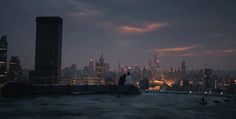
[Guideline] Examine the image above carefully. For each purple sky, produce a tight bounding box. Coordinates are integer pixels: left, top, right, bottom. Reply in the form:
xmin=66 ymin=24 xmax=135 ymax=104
xmin=0 ymin=0 xmax=236 ymax=70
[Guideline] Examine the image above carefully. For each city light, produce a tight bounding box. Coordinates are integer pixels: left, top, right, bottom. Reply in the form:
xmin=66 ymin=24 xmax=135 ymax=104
xmin=148 ymin=86 xmax=160 ymax=91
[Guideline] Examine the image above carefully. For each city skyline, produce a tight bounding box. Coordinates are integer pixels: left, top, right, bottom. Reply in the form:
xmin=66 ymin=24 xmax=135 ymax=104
xmin=0 ymin=0 xmax=236 ymax=70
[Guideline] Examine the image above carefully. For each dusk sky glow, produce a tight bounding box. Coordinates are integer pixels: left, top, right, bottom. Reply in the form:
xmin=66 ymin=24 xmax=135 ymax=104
xmin=0 ymin=0 xmax=236 ymax=70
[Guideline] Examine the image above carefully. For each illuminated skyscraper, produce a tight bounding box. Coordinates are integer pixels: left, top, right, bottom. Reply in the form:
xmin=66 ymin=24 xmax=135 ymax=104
xmin=96 ymin=52 xmax=105 ymax=82
xmin=32 ymin=16 xmax=63 ymax=84
xmin=88 ymin=58 xmax=95 ymax=76
xmin=0 ymin=35 xmax=8 ymax=84
xmin=181 ymin=60 xmax=186 ymax=81
xmin=204 ymin=68 xmax=213 ymax=91
xmin=180 ymin=61 xmax=189 ymax=90
xmin=153 ymin=55 xmax=160 ymax=73
xmin=149 ymin=55 xmax=161 ymax=80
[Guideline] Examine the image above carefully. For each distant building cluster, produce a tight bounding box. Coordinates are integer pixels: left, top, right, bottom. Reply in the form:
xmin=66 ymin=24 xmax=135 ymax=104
xmin=60 ymin=54 xmax=236 ymax=93
xmin=0 ymin=35 xmax=23 ymax=84
xmin=61 ymin=52 xmax=111 ymax=85
xmin=137 ymin=57 xmax=236 ymax=93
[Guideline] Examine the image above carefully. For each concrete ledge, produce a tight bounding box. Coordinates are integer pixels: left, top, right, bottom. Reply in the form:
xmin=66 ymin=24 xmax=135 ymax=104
xmin=1 ymin=82 xmax=141 ymax=98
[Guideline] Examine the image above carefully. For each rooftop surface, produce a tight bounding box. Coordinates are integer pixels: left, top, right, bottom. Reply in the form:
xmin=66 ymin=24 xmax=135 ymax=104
xmin=0 ymin=93 xmax=235 ymax=119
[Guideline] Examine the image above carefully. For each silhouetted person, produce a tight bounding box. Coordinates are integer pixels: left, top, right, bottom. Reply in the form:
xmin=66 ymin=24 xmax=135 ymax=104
xmin=200 ymin=96 xmax=207 ymax=105
xmin=202 ymin=97 xmax=205 ymax=103
xmin=117 ymin=74 xmax=127 ymax=97
xmin=125 ymin=72 xmax=133 ymax=85
xmin=118 ymin=74 xmax=126 ymax=86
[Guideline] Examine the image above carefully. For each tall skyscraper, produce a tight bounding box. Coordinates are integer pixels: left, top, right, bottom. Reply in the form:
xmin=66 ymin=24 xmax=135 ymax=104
xmin=181 ymin=60 xmax=186 ymax=81
xmin=0 ymin=35 xmax=8 ymax=84
xmin=153 ymin=55 xmax=161 ymax=80
xmin=96 ymin=52 xmax=105 ymax=81
xmin=204 ymin=68 xmax=213 ymax=91
xmin=32 ymin=16 xmax=63 ymax=84
xmin=99 ymin=50 xmax=104 ymax=65
xmin=70 ymin=64 xmax=77 ymax=77
xmin=88 ymin=58 xmax=95 ymax=76
xmin=8 ymin=56 xmax=22 ymax=81
xmin=149 ymin=55 xmax=161 ymax=80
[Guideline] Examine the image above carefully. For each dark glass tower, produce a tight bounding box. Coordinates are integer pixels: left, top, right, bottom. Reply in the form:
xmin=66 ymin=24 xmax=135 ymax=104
xmin=0 ymin=35 xmax=8 ymax=84
xmin=33 ymin=16 xmax=63 ymax=84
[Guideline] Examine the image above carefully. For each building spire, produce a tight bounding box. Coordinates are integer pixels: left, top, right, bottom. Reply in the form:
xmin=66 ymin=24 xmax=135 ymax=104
xmin=99 ymin=48 xmax=104 ymax=64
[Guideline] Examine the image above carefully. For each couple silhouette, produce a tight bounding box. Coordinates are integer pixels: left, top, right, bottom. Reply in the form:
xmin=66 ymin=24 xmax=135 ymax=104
xmin=118 ymin=72 xmax=132 ymax=86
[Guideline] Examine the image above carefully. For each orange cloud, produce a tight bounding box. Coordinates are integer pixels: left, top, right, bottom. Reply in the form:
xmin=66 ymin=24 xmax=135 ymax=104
xmin=203 ymin=49 xmax=235 ymax=56
xmin=178 ymin=49 xmax=235 ymax=57
xmin=150 ymin=45 xmax=235 ymax=58
xmin=154 ymin=45 xmax=200 ymax=53
xmin=119 ymin=22 xmax=168 ymax=33
xmin=223 ymin=49 xmax=233 ymax=53
xmin=151 ymin=45 xmax=201 ymax=57
xmin=178 ymin=53 xmax=199 ymax=57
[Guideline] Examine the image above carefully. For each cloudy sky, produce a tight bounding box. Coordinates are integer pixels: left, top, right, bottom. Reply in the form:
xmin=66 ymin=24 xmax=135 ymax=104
xmin=0 ymin=0 xmax=236 ymax=70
